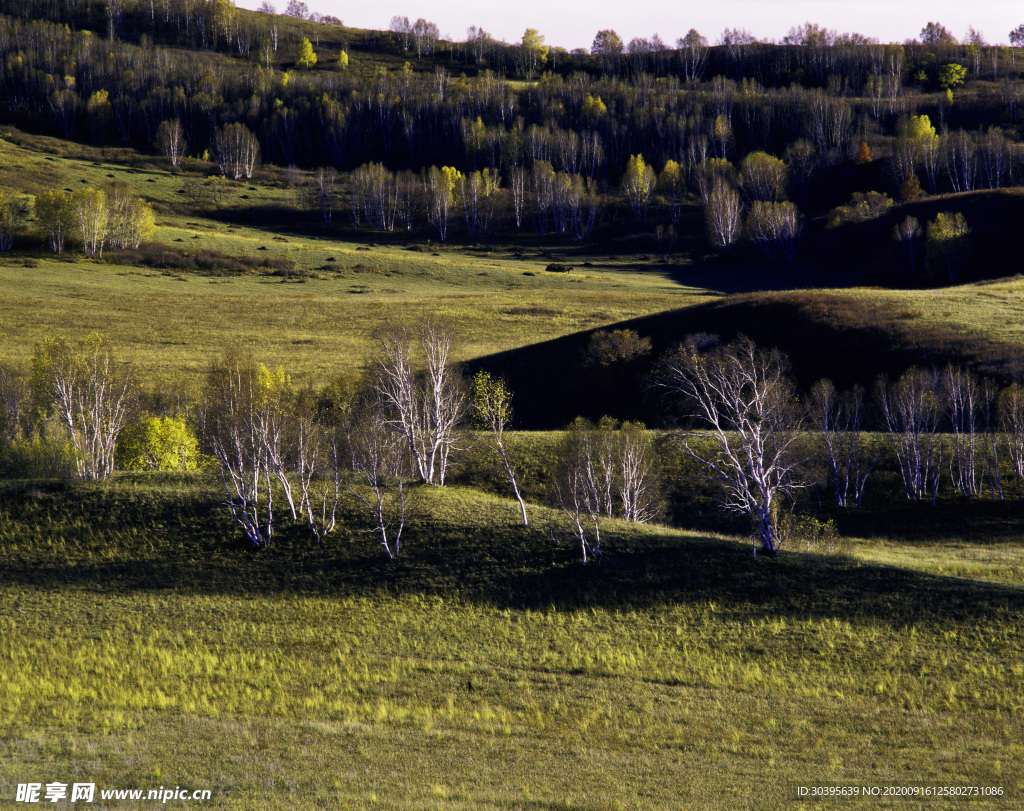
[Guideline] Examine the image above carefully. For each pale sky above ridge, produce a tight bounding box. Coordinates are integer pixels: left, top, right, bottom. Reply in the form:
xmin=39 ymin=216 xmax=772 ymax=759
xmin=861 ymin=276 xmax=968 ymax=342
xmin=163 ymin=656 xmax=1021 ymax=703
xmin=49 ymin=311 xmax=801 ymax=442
xmin=235 ymin=0 xmax=1022 ymax=52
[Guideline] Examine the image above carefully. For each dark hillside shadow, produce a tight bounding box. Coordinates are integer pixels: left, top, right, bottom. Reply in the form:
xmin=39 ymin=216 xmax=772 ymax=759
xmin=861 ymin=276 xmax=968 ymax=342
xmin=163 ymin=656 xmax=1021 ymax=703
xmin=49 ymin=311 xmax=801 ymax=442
xmin=468 ymin=290 xmax=1024 ymax=428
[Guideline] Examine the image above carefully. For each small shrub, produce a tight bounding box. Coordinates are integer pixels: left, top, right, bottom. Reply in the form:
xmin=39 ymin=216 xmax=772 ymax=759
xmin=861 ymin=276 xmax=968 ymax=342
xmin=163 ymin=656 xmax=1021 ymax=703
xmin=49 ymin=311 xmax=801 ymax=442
xmin=545 ymin=263 xmax=573 ymax=273
xmin=583 ymin=329 xmax=652 ymax=368
xmin=900 ymin=175 xmax=923 ymax=203
xmin=116 ymin=415 xmax=203 ymax=472
xmin=826 ymin=191 xmax=894 ymax=228
xmin=782 ymin=515 xmax=847 ymax=555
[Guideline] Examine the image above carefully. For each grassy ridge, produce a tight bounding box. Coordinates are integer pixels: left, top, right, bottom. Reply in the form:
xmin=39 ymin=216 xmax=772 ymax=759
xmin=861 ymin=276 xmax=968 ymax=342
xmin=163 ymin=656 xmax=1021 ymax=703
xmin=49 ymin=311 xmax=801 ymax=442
xmin=0 ymin=477 xmax=1022 ymax=807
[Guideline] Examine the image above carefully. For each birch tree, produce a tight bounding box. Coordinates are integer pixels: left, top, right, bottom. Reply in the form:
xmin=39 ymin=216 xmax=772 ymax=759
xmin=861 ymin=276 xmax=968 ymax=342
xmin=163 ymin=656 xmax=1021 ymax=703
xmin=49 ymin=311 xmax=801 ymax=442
xmin=705 ymin=180 xmax=743 ymax=251
xmin=877 ymin=368 xmax=944 ymax=504
xmin=75 ymin=188 xmax=109 ymax=259
xmin=808 ymin=379 xmax=876 ymax=508
xmin=657 ymin=335 xmax=802 ymax=557
xmin=425 ymin=166 xmax=461 ymax=242
xmin=471 ymin=371 xmax=528 ymax=525
xmin=34 ymin=191 xmax=76 ymax=254
xmin=622 ymin=154 xmax=656 ymax=219
xmin=31 ymin=334 xmax=137 ymax=481
xmin=370 ymin=321 xmax=466 ymax=486
xmin=213 ymin=122 xmax=261 ymax=180
xmin=1000 ymin=383 xmax=1024 ymax=498
xmin=155 ymin=119 xmax=187 ymax=167
xmin=346 ymin=405 xmax=410 ymax=559
xmin=205 ymin=356 xmax=298 ymax=545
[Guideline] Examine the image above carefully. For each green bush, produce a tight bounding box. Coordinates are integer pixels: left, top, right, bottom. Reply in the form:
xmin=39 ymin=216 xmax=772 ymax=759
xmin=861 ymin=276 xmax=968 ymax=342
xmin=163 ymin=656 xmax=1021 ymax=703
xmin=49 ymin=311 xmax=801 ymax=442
xmin=826 ymin=191 xmax=894 ymax=229
xmin=0 ymin=430 xmax=77 ymax=480
xmin=116 ymin=415 xmax=204 ymax=472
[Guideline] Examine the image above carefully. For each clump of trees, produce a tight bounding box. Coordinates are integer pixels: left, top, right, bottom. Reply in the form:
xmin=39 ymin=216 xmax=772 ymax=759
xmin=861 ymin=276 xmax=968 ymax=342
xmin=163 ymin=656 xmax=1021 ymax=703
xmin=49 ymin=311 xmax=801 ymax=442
xmin=31 ymin=184 xmax=154 ymax=257
xmin=555 ymin=416 xmax=660 ymax=563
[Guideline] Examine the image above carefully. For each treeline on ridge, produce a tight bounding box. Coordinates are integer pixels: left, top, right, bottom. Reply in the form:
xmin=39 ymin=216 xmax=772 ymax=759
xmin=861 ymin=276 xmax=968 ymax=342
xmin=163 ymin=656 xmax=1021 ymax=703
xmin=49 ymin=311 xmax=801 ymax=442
xmin=1 ymin=9 xmax=1024 ymax=227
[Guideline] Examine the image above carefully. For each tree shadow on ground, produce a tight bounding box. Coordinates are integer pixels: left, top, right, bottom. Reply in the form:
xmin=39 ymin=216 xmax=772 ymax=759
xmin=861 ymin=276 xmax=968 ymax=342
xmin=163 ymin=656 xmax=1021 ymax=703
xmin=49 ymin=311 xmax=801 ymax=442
xmin=1 ymin=481 xmax=1020 ymax=629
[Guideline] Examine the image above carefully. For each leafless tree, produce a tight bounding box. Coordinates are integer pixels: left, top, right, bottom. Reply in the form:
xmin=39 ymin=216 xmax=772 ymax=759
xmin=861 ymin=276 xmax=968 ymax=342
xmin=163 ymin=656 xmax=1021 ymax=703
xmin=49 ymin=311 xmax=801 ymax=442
xmin=509 ymin=165 xmax=527 ymax=228
xmin=32 ymin=334 xmax=137 ymax=481
xmin=1000 ymin=383 xmax=1024 ymax=498
xmin=808 ymin=379 xmax=876 ymax=508
xmin=979 ymin=129 xmax=1011 ymax=189
xmin=213 ymin=122 xmax=261 ymax=180
xmin=313 ymin=167 xmax=338 ymax=225
xmin=205 ymin=356 xmax=296 ymax=545
xmin=677 ymin=29 xmax=709 ymax=82
xmin=346 ymin=404 xmax=411 ymax=558
xmin=412 ymin=18 xmax=440 ymax=57
xmin=942 ymin=365 xmax=983 ymax=499
xmin=616 ymin=420 xmax=659 ymax=523
xmin=555 ymin=418 xmax=608 ymax=564
xmin=657 ymin=335 xmax=802 ymax=557
xmin=877 ymin=368 xmax=944 ymax=504
xmin=284 ymin=0 xmax=309 ymax=19
xmin=370 ymin=321 xmax=466 ymax=486
xmin=944 ymin=130 xmax=979 ymax=192
xmin=705 ymin=180 xmax=743 ymax=251
xmin=390 ymin=16 xmax=413 ymax=50
xmin=293 ymin=398 xmax=338 ymax=543
xmin=155 ymin=119 xmax=187 ymax=167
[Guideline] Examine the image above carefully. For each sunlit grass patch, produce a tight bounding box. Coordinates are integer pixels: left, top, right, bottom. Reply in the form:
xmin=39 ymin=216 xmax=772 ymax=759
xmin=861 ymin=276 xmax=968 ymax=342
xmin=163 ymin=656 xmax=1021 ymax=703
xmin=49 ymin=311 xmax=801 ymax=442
xmin=0 ymin=478 xmax=1022 ymax=806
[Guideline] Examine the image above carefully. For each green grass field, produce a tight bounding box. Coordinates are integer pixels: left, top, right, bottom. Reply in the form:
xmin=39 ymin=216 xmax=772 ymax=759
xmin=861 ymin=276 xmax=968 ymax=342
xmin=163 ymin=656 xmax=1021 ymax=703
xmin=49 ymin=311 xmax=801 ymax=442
xmin=0 ymin=477 xmax=1021 ymax=808
xmin=0 ymin=131 xmax=711 ymax=386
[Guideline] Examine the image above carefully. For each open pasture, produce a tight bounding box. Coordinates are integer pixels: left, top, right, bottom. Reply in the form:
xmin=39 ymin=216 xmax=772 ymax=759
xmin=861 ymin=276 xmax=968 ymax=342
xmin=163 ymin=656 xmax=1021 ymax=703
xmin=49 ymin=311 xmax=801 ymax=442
xmin=0 ymin=478 xmax=1022 ymax=808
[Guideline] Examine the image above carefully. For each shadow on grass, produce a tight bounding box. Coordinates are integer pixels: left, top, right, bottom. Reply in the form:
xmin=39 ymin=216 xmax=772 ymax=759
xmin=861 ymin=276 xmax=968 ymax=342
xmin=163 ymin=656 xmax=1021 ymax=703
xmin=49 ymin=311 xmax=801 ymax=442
xmin=3 ymin=479 xmax=1022 ymax=628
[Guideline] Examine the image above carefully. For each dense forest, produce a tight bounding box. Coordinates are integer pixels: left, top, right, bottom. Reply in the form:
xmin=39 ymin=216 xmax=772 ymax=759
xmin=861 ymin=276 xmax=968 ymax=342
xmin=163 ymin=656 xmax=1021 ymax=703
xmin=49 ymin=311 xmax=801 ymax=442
xmin=0 ymin=1 xmax=1023 ymax=266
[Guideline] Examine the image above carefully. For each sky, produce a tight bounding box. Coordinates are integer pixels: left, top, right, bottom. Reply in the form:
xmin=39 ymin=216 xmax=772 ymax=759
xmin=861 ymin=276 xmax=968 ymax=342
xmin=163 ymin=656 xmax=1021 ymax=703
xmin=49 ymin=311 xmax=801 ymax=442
xmin=236 ymin=0 xmax=1022 ymax=51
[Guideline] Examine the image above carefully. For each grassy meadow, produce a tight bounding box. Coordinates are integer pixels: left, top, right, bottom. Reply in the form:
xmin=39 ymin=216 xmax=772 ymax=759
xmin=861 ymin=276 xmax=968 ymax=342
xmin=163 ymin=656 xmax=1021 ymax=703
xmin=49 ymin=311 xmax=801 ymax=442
xmin=0 ymin=130 xmax=709 ymax=385
xmin=0 ymin=477 xmax=1022 ymax=808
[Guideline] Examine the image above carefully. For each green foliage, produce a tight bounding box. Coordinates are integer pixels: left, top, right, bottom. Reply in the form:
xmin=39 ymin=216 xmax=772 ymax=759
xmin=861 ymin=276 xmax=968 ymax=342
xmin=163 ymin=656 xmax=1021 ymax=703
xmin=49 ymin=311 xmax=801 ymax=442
xmin=471 ymin=371 xmax=513 ymax=431
xmin=32 ymin=191 xmax=76 ymax=254
xmin=117 ymin=415 xmax=203 ymax=472
xmin=621 ymin=154 xmax=656 ymax=219
xmin=781 ymin=514 xmax=846 ymax=555
xmin=296 ymin=37 xmax=317 ymax=69
xmin=580 ymin=93 xmax=607 ymax=117
xmin=739 ymin=151 xmax=788 ymax=203
xmin=926 ymin=211 xmax=971 ymax=282
xmin=938 ymin=62 xmax=967 ymax=90
xmin=901 ymin=114 xmax=938 ymax=144
xmin=520 ymin=28 xmax=548 ymax=72
xmin=0 ymin=190 xmax=24 ymax=251
xmin=0 ymin=430 xmax=76 ymax=479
